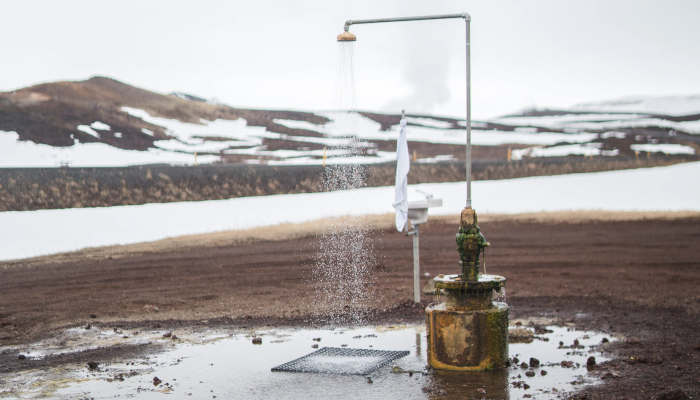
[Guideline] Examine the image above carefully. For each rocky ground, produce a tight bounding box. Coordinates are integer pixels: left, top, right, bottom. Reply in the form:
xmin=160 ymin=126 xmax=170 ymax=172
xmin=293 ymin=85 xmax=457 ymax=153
xmin=1 ymin=212 xmax=698 ymax=399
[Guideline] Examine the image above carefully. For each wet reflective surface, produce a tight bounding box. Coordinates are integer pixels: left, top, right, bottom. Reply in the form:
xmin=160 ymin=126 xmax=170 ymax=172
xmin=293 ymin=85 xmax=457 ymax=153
xmin=0 ymin=321 xmax=614 ymax=399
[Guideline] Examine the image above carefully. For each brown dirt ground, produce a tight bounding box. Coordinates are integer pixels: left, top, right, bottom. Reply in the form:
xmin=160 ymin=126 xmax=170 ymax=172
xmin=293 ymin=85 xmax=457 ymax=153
xmin=1 ymin=211 xmax=699 ymax=399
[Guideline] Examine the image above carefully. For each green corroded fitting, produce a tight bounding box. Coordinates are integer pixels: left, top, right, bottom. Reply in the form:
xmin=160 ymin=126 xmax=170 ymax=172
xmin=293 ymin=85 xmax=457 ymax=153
xmin=456 ymin=207 xmax=489 ymax=281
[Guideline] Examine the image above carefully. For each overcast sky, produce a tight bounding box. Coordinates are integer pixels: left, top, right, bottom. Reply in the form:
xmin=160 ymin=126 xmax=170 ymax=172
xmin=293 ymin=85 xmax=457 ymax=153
xmin=2 ymin=0 xmax=699 ymax=118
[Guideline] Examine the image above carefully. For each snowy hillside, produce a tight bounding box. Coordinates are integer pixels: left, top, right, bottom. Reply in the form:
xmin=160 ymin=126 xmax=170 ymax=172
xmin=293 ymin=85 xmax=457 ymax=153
xmin=0 ymin=78 xmax=697 ymax=167
xmin=572 ymin=95 xmax=700 ymax=116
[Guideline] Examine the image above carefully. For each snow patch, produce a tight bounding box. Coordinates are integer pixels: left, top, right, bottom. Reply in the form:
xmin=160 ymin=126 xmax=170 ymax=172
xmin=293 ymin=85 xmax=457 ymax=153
xmin=90 ymin=121 xmax=111 ymax=131
xmin=76 ymin=125 xmax=99 ymax=138
xmin=0 ymin=131 xmax=216 ymax=167
xmin=600 ymin=131 xmax=626 ymax=139
xmin=630 ymin=144 xmax=695 ymax=155
xmin=512 ymin=143 xmax=619 ymax=160
xmin=1 ymin=162 xmax=698 ymax=261
xmin=273 ymin=119 xmax=324 ymax=131
xmin=406 ymin=117 xmax=454 ymax=129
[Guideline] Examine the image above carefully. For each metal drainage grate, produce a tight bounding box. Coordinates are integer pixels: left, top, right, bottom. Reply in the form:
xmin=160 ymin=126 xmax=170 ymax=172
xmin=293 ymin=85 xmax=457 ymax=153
xmin=271 ymin=347 xmax=409 ymax=375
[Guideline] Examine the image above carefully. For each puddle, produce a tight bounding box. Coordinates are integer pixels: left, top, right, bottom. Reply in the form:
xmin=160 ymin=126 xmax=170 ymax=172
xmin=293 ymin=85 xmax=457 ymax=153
xmin=0 ymin=323 xmax=614 ymax=399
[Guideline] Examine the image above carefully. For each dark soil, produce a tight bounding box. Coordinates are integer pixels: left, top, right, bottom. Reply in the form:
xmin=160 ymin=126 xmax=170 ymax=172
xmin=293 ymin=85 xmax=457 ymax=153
xmin=1 ymin=155 xmax=694 ymax=211
xmin=1 ymin=216 xmax=698 ymax=398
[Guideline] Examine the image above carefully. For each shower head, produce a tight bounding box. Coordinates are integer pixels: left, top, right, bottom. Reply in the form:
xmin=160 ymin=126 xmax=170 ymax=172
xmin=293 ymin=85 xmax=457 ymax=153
xmin=337 ymin=31 xmax=356 ymax=42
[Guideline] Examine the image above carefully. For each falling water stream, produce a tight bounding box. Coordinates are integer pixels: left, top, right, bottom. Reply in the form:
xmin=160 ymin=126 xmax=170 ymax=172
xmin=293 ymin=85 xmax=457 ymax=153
xmin=313 ymin=41 xmax=376 ymax=324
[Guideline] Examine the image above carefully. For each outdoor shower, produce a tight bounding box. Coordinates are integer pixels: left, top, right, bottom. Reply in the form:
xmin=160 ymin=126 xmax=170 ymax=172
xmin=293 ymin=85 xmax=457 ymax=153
xmin=338 ymin=13 xmax=509 ymax=371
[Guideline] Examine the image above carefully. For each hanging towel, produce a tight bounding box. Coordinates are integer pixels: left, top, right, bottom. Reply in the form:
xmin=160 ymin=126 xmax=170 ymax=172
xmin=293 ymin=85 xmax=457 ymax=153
xmin=393 ymin=113 xmax=410 ymax=232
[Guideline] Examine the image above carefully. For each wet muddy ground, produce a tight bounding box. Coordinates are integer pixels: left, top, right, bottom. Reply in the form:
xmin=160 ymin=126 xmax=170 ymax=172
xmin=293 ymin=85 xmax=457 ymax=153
xmin=1 ymin=215 xmax=699 ymax=398
xmin=1 ymin=321 xmax=615 ymax=399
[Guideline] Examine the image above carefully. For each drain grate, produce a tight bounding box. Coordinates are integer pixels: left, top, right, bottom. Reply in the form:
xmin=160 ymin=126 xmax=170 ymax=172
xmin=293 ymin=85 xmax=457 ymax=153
xmin=271 ymin=347 xmax=409 ymax=375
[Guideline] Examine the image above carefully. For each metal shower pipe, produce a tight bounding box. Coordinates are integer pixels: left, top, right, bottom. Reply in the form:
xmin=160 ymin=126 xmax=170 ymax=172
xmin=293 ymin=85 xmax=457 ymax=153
xmin=343 ymin=13 xmax=473 ymax=208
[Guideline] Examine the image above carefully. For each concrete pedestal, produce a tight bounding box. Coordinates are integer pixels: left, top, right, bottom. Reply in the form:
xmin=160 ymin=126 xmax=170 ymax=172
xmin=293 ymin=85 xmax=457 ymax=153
xmin=425 ymin=302 xmax=509 ymax=371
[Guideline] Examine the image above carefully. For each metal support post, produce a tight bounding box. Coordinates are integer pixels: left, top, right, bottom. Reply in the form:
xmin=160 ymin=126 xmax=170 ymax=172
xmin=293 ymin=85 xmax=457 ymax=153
xmin=412 ymin=225 xmax=420 ymax=303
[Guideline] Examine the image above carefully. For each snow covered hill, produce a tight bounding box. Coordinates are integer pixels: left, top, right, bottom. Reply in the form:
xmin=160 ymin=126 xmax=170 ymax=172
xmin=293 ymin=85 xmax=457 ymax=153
xmin=0 ymin=77 xmax=698 ymax=167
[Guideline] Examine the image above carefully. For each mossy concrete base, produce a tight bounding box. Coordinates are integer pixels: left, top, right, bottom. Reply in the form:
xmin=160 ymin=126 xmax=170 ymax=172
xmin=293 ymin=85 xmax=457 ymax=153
xmin=425 ymin=302 xmax=509 ymax=371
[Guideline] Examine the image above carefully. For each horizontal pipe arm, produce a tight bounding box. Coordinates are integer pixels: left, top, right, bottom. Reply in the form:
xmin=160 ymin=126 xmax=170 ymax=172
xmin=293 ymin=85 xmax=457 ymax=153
xmin=344 ymin=13 xmax=469 ymax=31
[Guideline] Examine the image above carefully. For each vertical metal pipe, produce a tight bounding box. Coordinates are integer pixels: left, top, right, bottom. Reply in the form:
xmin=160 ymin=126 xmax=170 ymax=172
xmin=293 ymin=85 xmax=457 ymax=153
xmin=412 ymin=225 xmax=420 ymax=303
xmin=465 ymin=20 xmax=472 ymax=208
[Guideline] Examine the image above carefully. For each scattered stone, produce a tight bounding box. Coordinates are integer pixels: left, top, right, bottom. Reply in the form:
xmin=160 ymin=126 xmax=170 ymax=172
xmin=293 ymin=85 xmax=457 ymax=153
xmin=143 ymin=305 xmax=160 ymax=313
xmin=312 ymin=337 xmax=321 ymax=342
xmin=311 ymin=344 xmax=319 ymax=349
xmin=601 ymin=337 xmax=609 ymax=343
xmin=523 ymin=383 xmax=530 ymax=390
xmin=529 ymin=357 xmax=540 ymax=368
xmin=559 ymin=341 xmax=564 ymax=347
xmin=586 ymin=356 xmax=596 ymax=370
xmin=84 ymin=323 xmax=91 ymax=330
xmin=509 ymin=327 xmax=534 ymax=343
xmin=252 ymin=337 xmax=262 ymax=345
xmin=152 ymin=376 xmax=162 ymax=386
xmin=520 ymin=362 xmax=529 ymax=369
xmin=573 ymin=339 xmax=581 ymax=348
xmin=533 ymin=326 xmax=553 ymax=335
xmin=162 ymin=331 xmax=172 ymax=338
xmin=366 ymin=376 xmax=373 ymax=384
xmin=341 ymin=344 xmax=348 ymax=347
xmin=654 ymin=389 xmax=690 ymax=400
xmin=352 ymin=335 xmax=362 ymax=339
xmin=570 ymin=376 xmax=586 ymax=385
xmin=540 ymin=369 xmax=547 ymax=376
xmin=89 ymin=314 xmax=97 ymax=319
xmin=525 ymin=370 xmax=535 ymax=377
xmin=512 ymin=356 xmax=519 ymax=364
xmin=560 ymin=360 xmax=575 ymax=368
xmin=17 ymin=354 xmax=26 ymax=360
xmin=87 ymin=361 xmax=98 ymax=370
xmin=171 ymin=335 xmax=178 ymax=340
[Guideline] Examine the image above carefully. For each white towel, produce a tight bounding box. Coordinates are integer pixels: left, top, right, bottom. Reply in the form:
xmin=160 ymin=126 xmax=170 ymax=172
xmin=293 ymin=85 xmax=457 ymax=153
xmin=393 ymin=115 xmax=410 ymax=232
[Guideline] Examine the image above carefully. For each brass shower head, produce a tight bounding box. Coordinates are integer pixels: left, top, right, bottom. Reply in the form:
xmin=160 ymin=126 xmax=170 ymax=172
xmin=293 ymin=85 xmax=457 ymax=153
xmin=337 ymin=31 xmax=356 ymax=42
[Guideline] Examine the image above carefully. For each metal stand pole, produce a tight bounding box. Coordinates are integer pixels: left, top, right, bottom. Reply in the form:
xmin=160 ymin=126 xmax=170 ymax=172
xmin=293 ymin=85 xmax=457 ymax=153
xmin=412 ymin=225 xmax=420 ymax=303
xmin=342 ymin=13 xmax=472 ymax=207
xmin=465 ymin=19 xmax=472 ymax=208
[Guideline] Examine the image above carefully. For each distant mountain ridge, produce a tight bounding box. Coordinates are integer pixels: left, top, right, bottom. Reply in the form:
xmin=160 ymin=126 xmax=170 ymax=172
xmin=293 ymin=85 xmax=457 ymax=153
xmin=0 ymin=76 xmax=328 ymax=150
xmin=0 ymin=77 xmax=698 ymax=167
